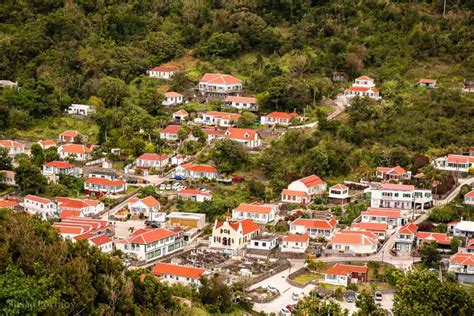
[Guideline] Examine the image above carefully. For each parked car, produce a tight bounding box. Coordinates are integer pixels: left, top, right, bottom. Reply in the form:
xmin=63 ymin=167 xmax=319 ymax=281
xmin=286 ymin=305 xmax=295 ymax=312
xmin=174 ymin=175 xmax=186 ymax=180
xmin=375 ymin=291 xmax=383 ymax=301
xmin=280 ymin=308 xmax=291 ymax=316
xmin=267 ymin=285 xmax=279 ymax=293
xmin=292 ymin=292 xmax=300 ymax=301
xmin=344 ymin=290 xmax=355 ymax=303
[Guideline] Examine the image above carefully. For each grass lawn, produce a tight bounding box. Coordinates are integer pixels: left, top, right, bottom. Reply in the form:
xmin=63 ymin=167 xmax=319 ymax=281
xmin=357 ymin=282 xmax=394 ymax=292
xmin=293 ymin=272 xmax=324 ymax=285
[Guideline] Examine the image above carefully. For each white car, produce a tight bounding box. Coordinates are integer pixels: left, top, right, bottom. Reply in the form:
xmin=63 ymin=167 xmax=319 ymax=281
xmin=280 ymin=308 xmax=291 ymax=316
xmin=292 ymin=292 xmax=300 ymax=301
xmin=267 ymin=285 xmax=279 ymax=293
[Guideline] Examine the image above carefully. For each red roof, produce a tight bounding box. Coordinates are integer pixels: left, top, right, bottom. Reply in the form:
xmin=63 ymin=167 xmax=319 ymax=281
xmin=151 ymin=262 xmax=205 ymax=279
xmin=331 ymin=184 xmax=348 ymax=190
xmin=224 ymin=128 xmax=259 ymax=141
xmin=263 ymin=112 xmax=299 ymax=120
xmin=25 ymin=194 xmax=52 ymax=205
xmin=138 ymin=153 xmax=170 ymax=161
xmin=297 ymin=175 xmax=325 ymax=188
xmin=150 ymin=66 xmax=177 ymax=72
xmin=215 ymin=219 xmax=260 ymax=235
xmin=466 ymin=191 xmax=474 ymax=198
xmin=161 ymin=125 xmax=181 ymax=135
xmin=449 ymin=253 xmax=474 ymax=266
xmin=351 ymin=222 xmax=388 ymax=232
xmin=356 ymin=76 xmax=374 ymax=81
xmin=234 ymin=202 xmax=276 ymax=214
xmin=204 ymin=111 xmax=241 ymax=120
xmin=55 ymin=225 xmax=84 ymax=235
xmin=419 ymin=79 xmax=436 ymax=84
xmin=446 ymin=154 xmax=474 ymax=164
xmin=362 ymin=208 xmax=402 ymax=218
xmin=129 ymin=228 xmax=175 ymax=244
xmin=341 ymin=230 xmax=379 ymax=239
xmin=85 ymin=177 xmax=126 ymax=186
xmin=399 ymin=223 xmax=418 ymax=235
xmin=177 ymin=189 xmax=211 ymax=197
xmin=43 ymin=161 xmax=74 ymax=168
xmin=282 ymin=233 xmax=309 ymax=242
xmin=346 ymin=86 xmax=379 ymax=93
xmin=89 ymin=234 xmax=112 ymax=246
xmin=330 ymin=232 xmax=378 ymax=245
xmin=39 ymin=140 xmax=56 ymax=146
xmin=181 ymin=163 xmax=217 ymax=174
xmin=381 ymin=183 xmax=415 ymax=191
xmin=129 ymin=196 xmax=159 ymax=208
xmin=173 ymin=109 xmax=188 ymax=116
xmin=417 ymin=231 xmax=452 ymax=245
xmin=325 ymin=263 xmax=368 ymax=276
xmin=224 ymin=96 xmax=257 ymax=103
xmin=291 ymin=218 xmax=337 ymax=230
xmin=60 ymin=144 xmax=92 ymax=154
xmin=200 ymin=73 xmax=242 ymax=85
xmin=0 ymin=140 xmax=23 ymax=148
xmin=59 ymin=210 xmax=83 ymax=219
xmin=0 ymin=199 xmax=19 ymax=208
xmin=57 ymin=198 xmax=100 ymax=210
xmin=60 ymin=130 xmax=80 ymax=138
xmin=165 ymin=92 xmax=183 ymax=98
xmin=376 ymin=165 xmax=407 ymax=175
xmin=281 ymin=189 xmax=309 ymax=197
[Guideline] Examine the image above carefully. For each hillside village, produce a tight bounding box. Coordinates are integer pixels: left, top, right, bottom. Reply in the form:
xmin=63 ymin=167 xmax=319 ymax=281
xmin=1 ymin=1 xmax=474 ymax=315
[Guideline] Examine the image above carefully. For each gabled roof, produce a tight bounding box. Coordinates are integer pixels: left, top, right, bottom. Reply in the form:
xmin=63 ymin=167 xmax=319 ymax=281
xmin=282 ymin=233 xmax=309 ymax=242
xmin=43 ymin=161 xmax=74 ymax=169
xmin=224 ymin=96 xmax=257 ymax=103
xmin=60 ymin=130 xmax=80 ymax=138
xmin=180 ymin=163 xmax=217 ymax=174
xmin=214 ymin=219 xmax=260 ymax=235
xmin=200 ymin=73 xmax=242 ymax=85
xmin=57 ymin=197 xmax=101 ymax=210
xmin=173 ymin=109 xmax=189 ymax=116
xmin=362 ymin=208 xmax=402 ymax=218
xmin=151 ymin=262 xmax=205 ymax=279
xmin=224 ymin=128 xmax=259 ymax=141
xmin=85 ymin=177 xmax=126 ymax=186
xmin=165 ymin=92 xmax=183 ymax=98
xmin=25 ymin=194 xmax=53 ymax=204
xmin=129 ymin=196 xmax=159 ymax=208
xmin=204 ymin=111 xmax=240 ymax=120
xmin=331 ymin=184 xmax=348 ymax=190
xmin=0 ymin=140 xmax=24 ymax=148
xmin=376 ymin=165 xmax=407 ymax=175
xmin=449 ymin=252 xmax=474 ymax=266
xmin=381 ymin=183 xmax=415 ymax=191
xmin=177 ymin=189 xmax=211 ymax=197
xmin=161 ymin=125 xmax=181 ymax=135
xmin=330 ymin=232 xmax=378 ymax=245
xmin=150 ymin=66 xmax=177 ymax=72
xmin=351 ymin=222 xmax=388 ymax=232
xmin=346 ymin=86 xmax=380 ymax=93
xmin=281 ymin=189 xmax=310 ymax=197
xmin=39 ymin=140 xmax=56 ymax=146
xmin=417 ymin=231 xmax=452 ymax=245
xmin=263 ymin=112 xmax=299 ymax=120
xmin=325 ymin=263 xmax=368 ymax=276
xmin=295 ymin=175 xmax=325 ymax=188
xmin=356 ymin=76 xmax=374 ymax=81
xmin=0 ymin=199 xmax=18 ymax=208
xmin=465 ymin=191 xmax=474 ymax=198
xmin=59 ymin=210 xmax=83 ymax=219
xmin=234 ymin=202 xmax=277 ymax=214
xmin=291 ymin=218 xmax=337 ymax=230
xmin=137 ymin=153 xmax=170 ymax=161
xmin=89 ymin=234 xmax=112 ymax=246
xmin=399 ymin=222 xmax=418 ymax=235
xmin=419 ymin=79 xmax=436 ymax=84
xmin=129 ymin=228 xmax=175 ymax=244
xmin=60 ymin=144 xmax=92 ymax=154
xmin=446 ymin=154 xmax=474 ymax=164
xmin=341 ymin=229 xmax=379 ymax=239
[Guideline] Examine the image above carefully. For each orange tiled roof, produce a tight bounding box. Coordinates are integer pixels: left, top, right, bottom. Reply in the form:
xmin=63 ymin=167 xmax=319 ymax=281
xmin=325 ymin=263 xmax=368 ymax=276
xmin=43 ymin=161 xmax=74 ymax=168
xmin=215 ymin=219 xmax=260 ymax=235
xmin=181 ymin=163 xmax=217 ymax=174
xmin=60 ymin=144 xmax=92 ymax=154
xmin=263 ymin=112 xmax=299 ymax=120
xmin=282 ymin=233 xmax=309 ymax=242
xmin=85 ymin=177 xmax=126 ymax=186
xmin=137 ymin=153 xmax=170 ymax=161
xmin=150 ymin=66 xmax=177 ymax=72
xmin=224 ymin=96 xmax=257 ymax=103
xmin=200 ymin=73 xmax=242 ymax=85
xmin=151 ymin=262 xmax=205 ymax=279
xmin=234 ymin=202 xmax=276 ymax=214
xmin=417 ymin=231 xmax=452 ymax=245
xmin=25 ymin=194 xmax=52 ymax=204
xmin=281 ymin=189 xmax=309 ymax=197
xmin=449 ymin=252 xmax=474 ymax=266
xmin=399 ymin=223 xmax=418 ymax=235
xmin=330 ymin=232 xmax=377 ymax=245
xmin=297 ymin=175 xmax=325 ymax=188
xmin=362 ymin=208 xmax=402 ymax=218
xmin=224 ymin=127 xmax=259 ymax=141
xmin=129 ymin=228 xmax=175 ymax=244
xmin=351 ymin=222 xmax=388 ymax=232
xmin=0 ymin=140 xmax=23 ymax=148
xmin=291 ymin=218 xmax=337 ymax=230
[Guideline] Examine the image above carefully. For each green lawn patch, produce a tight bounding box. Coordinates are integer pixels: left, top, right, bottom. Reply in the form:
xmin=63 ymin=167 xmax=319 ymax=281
xmin=293 ymin=272 xmax=323 ymax=285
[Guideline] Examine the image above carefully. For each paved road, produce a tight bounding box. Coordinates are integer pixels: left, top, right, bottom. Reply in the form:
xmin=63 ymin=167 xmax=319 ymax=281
xmin=100 ymin=192 xmax=139 ymax=220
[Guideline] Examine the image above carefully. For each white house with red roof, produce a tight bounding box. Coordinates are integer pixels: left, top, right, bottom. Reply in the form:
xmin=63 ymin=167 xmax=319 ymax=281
xmin=128 ymin=196 xmax=160 ymax=219
xmin=452 ymin=221 xmax=474 ymax=238
xmin=0 ymin=170 xmax=15 ymax=186
xmin=281 ymin=233 xmax=309 ymax=253
xmin=53 ymin=217 xmax=111 ymax=239
xmin=58 ymin=130 xmax=83 ymax=143
xmin=328 ymin=184 xmax=350 ymax=204
xmin=195 ymin=111 xmax=241 ymax=127
xmin=322 ymin=264 xmax=368 ymax=287
xmin=23 ymin=195 xmax=58 ymax=219
xmin=344 ymin=76 xmax=380 ymax=100
xmin=433 ymin=154 xmax=474 ymax=173
xmin=116 ymin=227 xmax=184 ymax=262
xmin=174 ymin=163 xmax=218 ymax=180
xmin=232 ymin=202 xmax=279 ymax=224
xmin=281 ymin=175 xmax=327 ymax=204
xmin=350 ymin=222 xmax=388 ymax=240
xmin=290 ymin=217 xmax=337 ymax=239
xmin=460 ymin=239 xmax=474 ymax=254
xmin=464 ymin=191 xmax=474 ymax=205
xmin=365 ymin=183 xmax=433 ymax=211
xmin=177 ymin=188 xmax=212 ymax=202
xmin=281 ymin=189 xmax=311 ymax=205
xmin=75 ymin=233 xmax=113 ymax=253
xmin=417 ymin=231 xmax=453 ymax=252
xmin=160 ymin=125 xmax=181 ymax=141
xmin=172 ymin=109 xmax=189 ymax=122
xmin=395 ymin=222 xmax=418 ymax=252
xmin=151 ymin=262 xmax=206 ymax=286
xmin=0 ymin=199 xmax=19 ymax=209
xmin=223 ymin=96 xmax=258 ymax=111
xmin=417 ymin=78 xmax=437 ymax=88
xmin=328 ymin=231 xmax=378 ymax=255
xmin=360 ymin=208 xmax=407 ymax=228
xmin=260 ymin=112 xmax=299 ymax=126
xmin=42 ymin=161 xmax=77 ymax=178
xmin=0 ymin=140 xmax=25 ymax=156
xmin=162 ymin=92 xmax=184 ymax=107
xmin=198 ymin=73 xmax=243 ymax=99
xmin=210 ymin=219 xmax=260 ymax=252
xmin=224 ymin=128 xmax=262 ymax=148
xmin=147 ymin=66 xmax=177 ymax=79
xmin=84 ymin=177 xmax=127 ymax=195
xmin=58 ymin=144 xmax=92 ymax=161
xmin=56 ymin=197 xmax=104 ymax=216
xmin=136 ymin=153 xmax=170 ymax=168
xmin=448 ymin=252 xmax=474 ymax=283
xmin=38 ymin=139 xmax=57 ymax=149
xmin=375 ymin=166 xmax=411 ymax=181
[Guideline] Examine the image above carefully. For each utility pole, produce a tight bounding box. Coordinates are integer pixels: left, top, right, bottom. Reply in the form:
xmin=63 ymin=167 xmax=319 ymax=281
xmin=443 ymin=0 xmax=447 ymax=18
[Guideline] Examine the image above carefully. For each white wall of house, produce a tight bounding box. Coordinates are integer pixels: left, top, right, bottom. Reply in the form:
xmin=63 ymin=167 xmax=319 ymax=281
xmin=280 ymin=240 xmax=308 ymax=253
xmin=231 ymin=210 xmax=275 ymax=224
xmin=331 ymin=243 xmax=377 ymax=255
